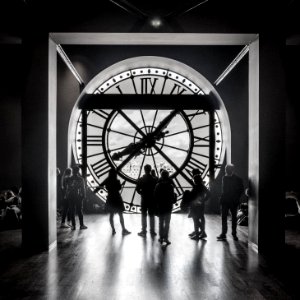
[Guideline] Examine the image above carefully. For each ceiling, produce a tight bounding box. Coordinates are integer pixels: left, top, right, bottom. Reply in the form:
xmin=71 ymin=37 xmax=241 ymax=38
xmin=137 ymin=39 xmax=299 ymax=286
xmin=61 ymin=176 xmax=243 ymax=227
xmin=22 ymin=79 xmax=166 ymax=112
xmin=0 ymin=0 xmax=299 ymax=42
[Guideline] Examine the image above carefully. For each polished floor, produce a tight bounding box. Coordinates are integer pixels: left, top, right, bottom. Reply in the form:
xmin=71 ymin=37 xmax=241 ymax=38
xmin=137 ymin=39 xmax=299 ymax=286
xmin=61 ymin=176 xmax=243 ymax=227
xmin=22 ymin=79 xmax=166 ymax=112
xmin=0 ymin=213 xmax=297 ymax=300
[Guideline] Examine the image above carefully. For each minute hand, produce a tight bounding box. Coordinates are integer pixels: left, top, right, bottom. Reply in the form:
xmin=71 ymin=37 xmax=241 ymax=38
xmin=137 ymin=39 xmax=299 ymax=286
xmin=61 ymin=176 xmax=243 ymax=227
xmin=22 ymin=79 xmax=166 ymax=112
xmin=152 ymin=110 xmax=179 ymax=139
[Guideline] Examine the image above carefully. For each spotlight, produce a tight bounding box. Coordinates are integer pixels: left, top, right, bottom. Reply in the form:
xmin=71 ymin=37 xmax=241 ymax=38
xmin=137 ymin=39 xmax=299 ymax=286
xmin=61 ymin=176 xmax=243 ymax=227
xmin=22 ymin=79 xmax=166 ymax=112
xmin=149 ymin=16 xmax=162 ymax=28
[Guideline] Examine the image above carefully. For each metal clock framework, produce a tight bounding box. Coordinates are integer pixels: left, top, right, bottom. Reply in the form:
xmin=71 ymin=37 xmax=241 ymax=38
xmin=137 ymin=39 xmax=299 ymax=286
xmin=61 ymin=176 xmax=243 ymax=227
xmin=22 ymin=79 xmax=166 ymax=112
xmin=70 ymin=57 xmax=227 ymax=213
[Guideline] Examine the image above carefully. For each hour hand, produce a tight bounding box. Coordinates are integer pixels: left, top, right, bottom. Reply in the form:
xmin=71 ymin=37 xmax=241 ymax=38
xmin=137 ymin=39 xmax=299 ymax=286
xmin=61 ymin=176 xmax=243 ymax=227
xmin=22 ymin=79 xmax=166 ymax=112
xmin=111 ymin=141 xmax=143 ymax=160
xmin=155 ymin=130 xmax=169 ymax=141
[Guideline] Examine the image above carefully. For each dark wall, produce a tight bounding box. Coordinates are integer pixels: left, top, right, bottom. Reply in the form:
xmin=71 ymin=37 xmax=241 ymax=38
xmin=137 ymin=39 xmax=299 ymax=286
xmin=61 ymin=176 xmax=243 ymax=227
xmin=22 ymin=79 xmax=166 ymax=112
xmin=57 ymin=55 xmax=81 ymax=173
xmin=0 ymin=45 xmax=22 ymax=190
xmin=217 ymin=55 xmax=249 ymax=181
xmin=285 ymin=45 xmax=300 ymax=192
xmin=5 ymin=42 xmax=297 ymax=212
xmin=57 ymin=45 xmax=249 ymax=211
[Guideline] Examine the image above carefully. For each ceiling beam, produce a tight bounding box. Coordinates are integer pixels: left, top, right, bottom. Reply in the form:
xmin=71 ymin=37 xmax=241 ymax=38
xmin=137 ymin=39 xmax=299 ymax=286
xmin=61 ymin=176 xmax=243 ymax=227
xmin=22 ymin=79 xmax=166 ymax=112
xmin=50 ymin=33 xmax=258 ymax=46
xmin=78 ymin=94 xmax=219 ymax=110
xmin=214 ymin=45 xmax=249 ymax=86
xmin=56 ymin=44 xmax=85 ymax=86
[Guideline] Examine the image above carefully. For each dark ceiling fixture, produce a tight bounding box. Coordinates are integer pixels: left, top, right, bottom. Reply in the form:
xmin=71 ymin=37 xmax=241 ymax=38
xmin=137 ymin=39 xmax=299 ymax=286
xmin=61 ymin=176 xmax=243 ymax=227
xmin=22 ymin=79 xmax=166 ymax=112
xmin=109 ymin=0 xmax=148 ymax=19
xmin=109 ymin=0 xmax=209 ymax=31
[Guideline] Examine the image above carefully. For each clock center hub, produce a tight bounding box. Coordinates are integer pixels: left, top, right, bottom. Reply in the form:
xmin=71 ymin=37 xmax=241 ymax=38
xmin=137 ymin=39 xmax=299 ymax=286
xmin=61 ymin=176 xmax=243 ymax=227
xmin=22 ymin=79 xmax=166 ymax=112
xmin=134 ymin=126 xmax=164 ymax=156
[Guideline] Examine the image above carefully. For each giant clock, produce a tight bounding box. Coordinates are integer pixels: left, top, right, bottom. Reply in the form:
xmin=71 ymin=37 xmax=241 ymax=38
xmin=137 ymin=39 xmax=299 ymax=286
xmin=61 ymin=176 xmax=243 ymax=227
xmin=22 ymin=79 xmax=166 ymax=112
xmin=70 ymin=56 xmax=229 ymax=213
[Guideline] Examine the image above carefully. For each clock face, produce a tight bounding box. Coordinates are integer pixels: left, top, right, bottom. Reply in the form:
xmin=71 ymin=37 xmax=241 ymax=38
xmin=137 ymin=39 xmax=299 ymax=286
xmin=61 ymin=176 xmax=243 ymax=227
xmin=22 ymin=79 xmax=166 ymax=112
xmin=72 ymin=58 xmax=225 ymax=213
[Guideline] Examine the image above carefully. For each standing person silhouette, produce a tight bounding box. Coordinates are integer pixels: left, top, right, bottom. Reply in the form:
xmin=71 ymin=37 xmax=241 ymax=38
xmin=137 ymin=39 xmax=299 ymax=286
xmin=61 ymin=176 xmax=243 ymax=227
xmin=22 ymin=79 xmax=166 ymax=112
xmin=151 ymin=169 xmax=158 ymax=181
xmin=185 ymin=168 xmax=202 ymax=237
xmin=136 ymin=164 xmax=158 ymax=237
xmin=60 ymin=167 xmax=72 ymax=228
xmin=57 ymin=168 xmax=63 ymax=211
xmin=101 ymin=169 xmax=131 ymax=235
xmin=192 ymin=168 xmax=201 ymax=178
xmin=188 ymin=174 xmax=210 ymax=240
xmin=217 ymin=164 xmax=244 ymax=241
xmin=67 ymin=166 xmax=88 ymax=230
xmin=154 ymin=170 xmax=176 ymax=246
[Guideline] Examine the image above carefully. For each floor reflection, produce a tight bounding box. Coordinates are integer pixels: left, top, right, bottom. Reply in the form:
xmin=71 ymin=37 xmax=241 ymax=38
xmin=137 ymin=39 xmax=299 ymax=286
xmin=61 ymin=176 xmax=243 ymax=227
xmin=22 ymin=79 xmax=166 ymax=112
xmin=47 ymin=247 xmax=58 ymax=300
xmin=0 ymin=214 xmax=293 ymax=300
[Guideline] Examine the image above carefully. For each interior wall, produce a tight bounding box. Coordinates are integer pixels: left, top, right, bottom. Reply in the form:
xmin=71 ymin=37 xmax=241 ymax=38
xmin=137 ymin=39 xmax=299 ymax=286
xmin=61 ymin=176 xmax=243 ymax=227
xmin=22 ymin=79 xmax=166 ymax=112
xmin=285 ymin=45 xmax=300 ymax=192
xmin=0 ymin=45 xmax=22 ymax=191
xmin=56 ymin=45 xmax=249 ymax=212
xmin=7 ymin=41 xmax=296 ymax=215
xmin=21 ymin=33 xmax=56 ymax=251
xmin=56 ymin=55 xmax=81 ymax=174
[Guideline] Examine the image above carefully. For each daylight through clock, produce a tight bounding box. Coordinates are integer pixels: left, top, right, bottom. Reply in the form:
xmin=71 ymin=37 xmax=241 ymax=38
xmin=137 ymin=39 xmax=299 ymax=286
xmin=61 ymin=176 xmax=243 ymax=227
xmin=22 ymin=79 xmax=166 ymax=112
xmin=69 ymin=57 xmax=230 ymax=213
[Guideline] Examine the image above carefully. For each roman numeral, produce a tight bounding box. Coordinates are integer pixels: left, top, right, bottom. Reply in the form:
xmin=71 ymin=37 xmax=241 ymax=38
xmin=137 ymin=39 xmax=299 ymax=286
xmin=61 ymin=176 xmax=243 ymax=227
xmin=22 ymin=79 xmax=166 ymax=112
xmin=170 ymin=83 xmax=186 ymax=95
xmin=92 ymin=109 xmax=110 ymax=120
xmin=130 ymin=75 xmax=138 ymax=94
xmin=140 ymin=77 xmax=158 ymax=94
xmin=173 ymin=177 xmax=185 ymax=196
xmin=186 ymin=110 xmax=206 ymax=121
xmin=186 ymin=157 xmax=207 ymax=174
xmin=87 ymin=135 xmax=102 ymax=146
xmin=115 ymin=85 xmax=123 ymax=94
xmin=87 ymin=151 xmax=104 ymax=159
xmin=194 ymin=144 xmax=209 ymax=148
xmin=194 ymin=135 xmax=210 ymax=143
xmin=91 ymin=158 xmax=111 ymax=178
xmin=86 ymin=123 xmax=104 ymax=130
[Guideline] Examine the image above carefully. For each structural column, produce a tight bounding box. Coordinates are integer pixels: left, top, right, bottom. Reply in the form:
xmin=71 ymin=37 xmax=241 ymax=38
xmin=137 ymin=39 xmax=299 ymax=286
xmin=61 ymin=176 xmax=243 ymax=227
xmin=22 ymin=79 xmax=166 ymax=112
xmin=248 ymin=33 xmax=286 ymax=258
xmin=22 ymin=33 xmax=57 ymax=252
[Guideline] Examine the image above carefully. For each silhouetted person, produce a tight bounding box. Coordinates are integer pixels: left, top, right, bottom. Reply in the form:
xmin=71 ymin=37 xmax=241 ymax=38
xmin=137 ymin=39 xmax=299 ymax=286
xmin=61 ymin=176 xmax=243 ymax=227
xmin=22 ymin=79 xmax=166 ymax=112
xmin=217 ymin=164 xmax=244 ymax=241
xmin=3 ymin=189 xmax=21 ymax=228
xmin=154 ymin=170 xmax=176 ymax=246
xmin=57 ymin=168 xmax=63 ymax=211
xmin=151 ymin=169 xmax=158 ymax=181
xmin=188 ymin=175 xmax=210 ymax=240
xmin=179 ymin=168 xmax=201 ymax=231
xmin=67 ymin=166 xmax=88 ymax=230
xmin=60 ymin=167 xmax=72 ymax=228
xmin=136 ymin=164 xmax=158 ymax=237
xmin=186 ymin=168 xmax=203 ymax=236
xmin=192 ymin=168 xmax=201 ymax=178
xmin=101 ymin=169 xmax=131 ymax=235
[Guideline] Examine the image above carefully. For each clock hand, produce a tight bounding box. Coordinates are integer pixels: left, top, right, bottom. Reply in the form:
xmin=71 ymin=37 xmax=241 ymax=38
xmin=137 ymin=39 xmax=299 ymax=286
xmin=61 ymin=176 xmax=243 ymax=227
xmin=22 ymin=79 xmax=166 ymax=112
xmin=112 ymin=110 xmax=179 ymax=161
xmin=155 ymin=130 xmax=169 ymax=141
xmin=118 ymin=110 xmax=147 ymax=139
xmin=151 ymin=110 xmax=179 ymax=140
xmin=151 ymin=142 xmax=194 ymax=186
xmin=111 ymin=141 xmax=144 ymax=160
xmin=115 ymin=140 xmax=147 ymax=171
xmin=111 ymin=109 xmax=150 ymax=166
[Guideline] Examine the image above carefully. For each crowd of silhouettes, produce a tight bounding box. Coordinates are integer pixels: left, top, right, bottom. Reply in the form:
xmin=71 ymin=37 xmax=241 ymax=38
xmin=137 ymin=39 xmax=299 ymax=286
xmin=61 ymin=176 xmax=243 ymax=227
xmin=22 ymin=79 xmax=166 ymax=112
xmin=60 ymin=167 xmax=72 ymax=228
xmin=58 ymin=165 xmax=87 ymax=230
xmin=0 ymin=186 xmax=22 ymax=230
xmin=58 ymin=163 xmax=245 ymax=246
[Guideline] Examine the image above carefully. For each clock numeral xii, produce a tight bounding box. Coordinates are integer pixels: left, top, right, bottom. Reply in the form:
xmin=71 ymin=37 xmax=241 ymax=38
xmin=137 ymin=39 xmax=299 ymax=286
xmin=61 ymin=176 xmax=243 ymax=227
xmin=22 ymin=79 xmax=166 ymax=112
xmin=140 ymin=77 xmax=158 ymax=94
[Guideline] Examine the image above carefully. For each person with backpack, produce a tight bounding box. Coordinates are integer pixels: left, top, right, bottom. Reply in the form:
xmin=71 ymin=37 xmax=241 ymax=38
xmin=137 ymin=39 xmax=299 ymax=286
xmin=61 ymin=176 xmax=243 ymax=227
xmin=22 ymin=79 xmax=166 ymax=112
xmin=136 ymin=164 xmax=158 ymax=237
xmin=67 ymin=165 xmax=88 ymax=230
